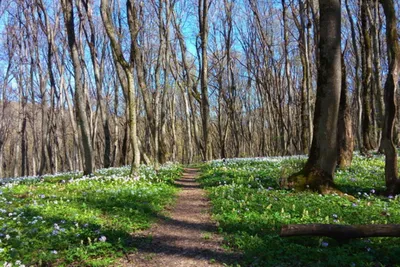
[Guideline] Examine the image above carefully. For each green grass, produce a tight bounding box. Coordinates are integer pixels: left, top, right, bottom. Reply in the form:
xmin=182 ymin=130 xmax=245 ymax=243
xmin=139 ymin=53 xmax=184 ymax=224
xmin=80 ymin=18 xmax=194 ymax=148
xmin=0 ymin=163 xmax=182 ymax=266
xmin=199 ymin=155 xmax=400 ymax=266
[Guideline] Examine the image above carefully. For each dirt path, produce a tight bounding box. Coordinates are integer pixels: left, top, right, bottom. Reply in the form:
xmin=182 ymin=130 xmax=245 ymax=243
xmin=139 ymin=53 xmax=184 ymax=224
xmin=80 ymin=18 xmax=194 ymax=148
xmin=117 ymin=168 xmax=240 ymax=266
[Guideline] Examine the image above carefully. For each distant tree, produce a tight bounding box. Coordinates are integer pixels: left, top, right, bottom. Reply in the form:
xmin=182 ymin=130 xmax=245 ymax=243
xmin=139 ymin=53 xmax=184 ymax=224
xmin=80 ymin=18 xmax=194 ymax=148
xmin=284 ymin=0 xmax=341 ymax=192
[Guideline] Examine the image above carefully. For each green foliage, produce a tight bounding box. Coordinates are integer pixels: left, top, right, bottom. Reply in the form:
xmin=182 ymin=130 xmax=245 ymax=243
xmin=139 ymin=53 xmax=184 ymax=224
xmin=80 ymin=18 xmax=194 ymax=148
xmin=0 ymin=163 xmax=182 ymax=266
xmin=199 ymin=155 xmax=400 ymax=266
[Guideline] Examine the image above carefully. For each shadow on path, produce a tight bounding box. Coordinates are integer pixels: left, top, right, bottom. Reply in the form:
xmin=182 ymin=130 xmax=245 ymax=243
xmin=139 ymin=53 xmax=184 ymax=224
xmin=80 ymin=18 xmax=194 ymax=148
xmin=118 ymin=168 xmax=241 ymax=267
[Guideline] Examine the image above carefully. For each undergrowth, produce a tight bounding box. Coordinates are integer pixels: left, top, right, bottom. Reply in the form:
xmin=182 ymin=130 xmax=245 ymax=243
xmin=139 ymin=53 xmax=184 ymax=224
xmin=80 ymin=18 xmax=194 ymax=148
xmin=0 ymin=163 xmax=182 ymax=266
xmin=199 ymin=155 xmax=400 ymax=266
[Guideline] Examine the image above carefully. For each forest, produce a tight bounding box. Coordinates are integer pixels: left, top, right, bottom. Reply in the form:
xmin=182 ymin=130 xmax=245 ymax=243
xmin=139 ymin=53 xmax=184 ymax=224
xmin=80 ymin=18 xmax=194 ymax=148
xmin=0 ymin=0 xmax=398 ymax=178
xmin=0 ymin=0 xmax=400 ymax=266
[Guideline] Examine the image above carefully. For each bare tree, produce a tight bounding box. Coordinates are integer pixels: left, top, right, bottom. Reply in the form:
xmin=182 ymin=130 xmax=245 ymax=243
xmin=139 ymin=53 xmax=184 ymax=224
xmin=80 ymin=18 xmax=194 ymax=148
xmin=100 ymin=0 xmax=140 ymax=171
xmin=61 ymin=0 xmax=94 ymax=175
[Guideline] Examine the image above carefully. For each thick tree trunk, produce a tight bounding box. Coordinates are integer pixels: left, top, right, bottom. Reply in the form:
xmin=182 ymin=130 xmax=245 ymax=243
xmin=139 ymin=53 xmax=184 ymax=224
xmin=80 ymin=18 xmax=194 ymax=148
xmin=281 ymin=224 xmax=400 ymax=239
xmin=285 ymin=0 xmax=341 ymax=192
xmin=380 ymin=0 xmax=400 ymax=195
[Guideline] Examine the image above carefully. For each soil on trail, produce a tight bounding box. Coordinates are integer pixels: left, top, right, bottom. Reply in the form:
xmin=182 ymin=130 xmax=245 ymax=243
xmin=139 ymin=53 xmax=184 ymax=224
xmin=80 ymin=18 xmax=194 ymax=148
xmin=117 ymin=168 xmax=240 ymax=267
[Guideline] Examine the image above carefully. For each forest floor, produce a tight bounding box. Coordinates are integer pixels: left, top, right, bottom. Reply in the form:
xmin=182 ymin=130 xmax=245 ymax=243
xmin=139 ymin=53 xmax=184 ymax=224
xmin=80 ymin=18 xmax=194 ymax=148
xmin=116 ymin=168 xmax=241 ymax=267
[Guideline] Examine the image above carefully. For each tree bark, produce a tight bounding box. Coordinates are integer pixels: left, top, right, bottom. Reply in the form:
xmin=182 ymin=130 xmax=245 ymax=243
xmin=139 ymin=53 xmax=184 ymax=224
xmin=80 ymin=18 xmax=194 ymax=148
xmin=61 ymin=0 xmax=94 ymax=175
xmin=285 ymin=0 xmax=341 ymax=192
xmin=361 ymin=0 xmax=376 ymax=151
xmin=281 ymin=224 xmax=400 ymax=239
xmin=337 ymin=49 xmax=354 ymax=168
xmin=344 ymin=0 xmax=363 ymax=151
xmin=81 ymin=0 xmax=112 ymax=168
xmin=100 ymin=0 xmax=140 ymax=171
xmin=199 ymin=0 xmax=211 ymax=161
xmin=380 ymin=0 xmax=400 ymax=195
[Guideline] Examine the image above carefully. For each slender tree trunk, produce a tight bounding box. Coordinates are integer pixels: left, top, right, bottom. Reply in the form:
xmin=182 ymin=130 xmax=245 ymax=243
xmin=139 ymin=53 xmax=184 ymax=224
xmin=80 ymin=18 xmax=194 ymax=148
xmin=282 ymin=0 xmax=293 ymax=154
xmin=199 ymin=0 xmax=211 ymax=161
xmin=101 ymin=0 xmax=140 ymax=171
xmin=345 ymin=0 xmax=363 ymax=151
xmin=126 ymin=71 xmax=140 ymax=169
xmin=81 ymin=0 xmax=112 ymax=168
xmin=61 ymin=0 xmax=93 ymax=175
xmin=337 ymin=50 xmax=354 ymax=168
xmin=361 ymin=0 xmax=376 ymax=151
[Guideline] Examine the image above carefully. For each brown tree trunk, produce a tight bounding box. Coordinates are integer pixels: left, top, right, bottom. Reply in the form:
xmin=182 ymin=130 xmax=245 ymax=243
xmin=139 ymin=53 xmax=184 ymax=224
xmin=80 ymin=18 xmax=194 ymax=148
xmin=361 ymin=0 xmax=376 ymax=151
xmin=345 ymin=0 xmax=363 ymax=151
xmin=81 ymin=0 xmax=112 ymax=168
xmin=281 ymin=224 xmax=400 ymax=239
xmin=199 ymin=0 xmax=211 ymax=161
xmin=337 ymin=50 xmax=354 ymax=168
xmin=370 ymin=1 xmax=385 ymax=151
xmin=296 ymin=0 xmax=311 ymax=154
xmin=380 ymin=0 xmax=400 ymax=195
xmin=285 ymin=0 xmax=341 ymax=192
xmin=100 ymin=0 xmax=140 ymax=171
xmin=61 ymin=0 xmax=94 ymax=175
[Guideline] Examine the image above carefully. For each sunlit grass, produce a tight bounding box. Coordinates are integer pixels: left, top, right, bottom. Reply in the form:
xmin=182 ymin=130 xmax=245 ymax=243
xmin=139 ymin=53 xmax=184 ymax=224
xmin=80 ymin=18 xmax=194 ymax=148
xmin=200 ymin=155 xmax=400 ymax=266
xmin=0 ymin=163 xmax=182 ymax=266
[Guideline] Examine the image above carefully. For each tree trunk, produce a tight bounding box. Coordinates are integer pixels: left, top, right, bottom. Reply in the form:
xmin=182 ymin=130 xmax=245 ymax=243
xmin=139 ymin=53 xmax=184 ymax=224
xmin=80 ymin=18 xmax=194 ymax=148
xmin=61 ymin=0 xmax=93 ymax=175
xmin=285 ymin=0 xmax=341 ymax=192
xmin=281 ymin=224 xmax=400 ymax=239
xmin=361 ymin=0 xmax=376 ymax=151
xmin=199 ymin=0 xmax=211 ymax=161
xmin=295 ymin=0 xmax=311 ymax=154
xmin=380 ymin=0 xmax=400 ymax=195
xmin=81 ymin=0 xmax=112 ymax=168
xmin=126 ymin=71 xmax=140 ymax=170
xmin=345 ymin=0 xmax=363 ymax=151
xmin=337 ymin=50 xmax=354 ymax=168
xmin=370 ymin=1 xmax=384 ymax=151
xmin=100 ymin=0 xmax=140 ymax=171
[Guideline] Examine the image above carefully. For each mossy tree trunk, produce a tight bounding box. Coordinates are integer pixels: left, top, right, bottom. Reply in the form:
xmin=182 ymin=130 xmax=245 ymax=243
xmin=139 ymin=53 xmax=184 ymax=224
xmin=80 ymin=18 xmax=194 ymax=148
xmin=379 ymin=0 xmax=400 ymax=195
xmin=285 ymin=0 xmax=341 ymax=192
